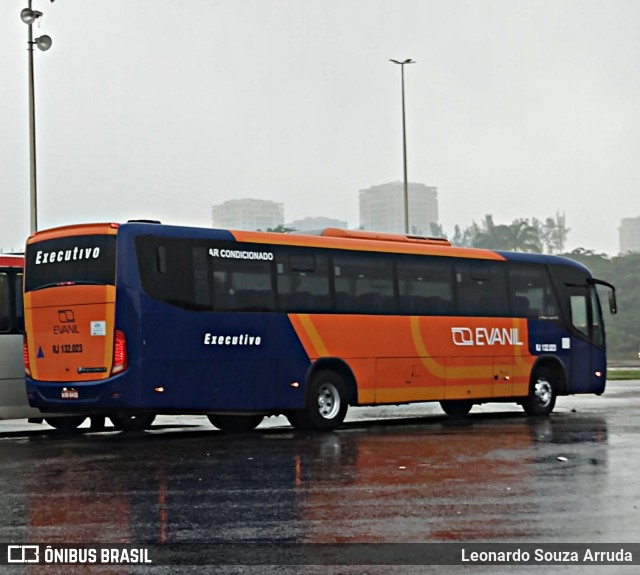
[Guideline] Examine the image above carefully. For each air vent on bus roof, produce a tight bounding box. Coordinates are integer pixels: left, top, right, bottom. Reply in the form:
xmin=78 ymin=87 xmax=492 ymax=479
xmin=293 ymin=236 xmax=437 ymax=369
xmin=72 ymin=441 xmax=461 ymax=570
xmin=318 ymin=228 xmax=451 ymax=246
xmin=127 ymin=219 xmax=162 ymax=224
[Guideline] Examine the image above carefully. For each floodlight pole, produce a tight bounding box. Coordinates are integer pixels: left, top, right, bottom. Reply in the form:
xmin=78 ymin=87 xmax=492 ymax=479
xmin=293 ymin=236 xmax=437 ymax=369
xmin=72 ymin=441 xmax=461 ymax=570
xmin=27 ymin=0 xmax=38 ymax=234
xmin=390 ymin=59 xmax=415 ymax=234
xmin=21 ymin=0 xmax=53 ymax=234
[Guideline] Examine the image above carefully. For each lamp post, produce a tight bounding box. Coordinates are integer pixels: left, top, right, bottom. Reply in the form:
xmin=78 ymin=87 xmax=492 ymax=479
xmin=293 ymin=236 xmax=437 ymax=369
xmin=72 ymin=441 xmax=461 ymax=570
xmin=390 ymin=58 xmax=415 ymax=234
xmin=20 ymin=1 xmax=53 ymax=234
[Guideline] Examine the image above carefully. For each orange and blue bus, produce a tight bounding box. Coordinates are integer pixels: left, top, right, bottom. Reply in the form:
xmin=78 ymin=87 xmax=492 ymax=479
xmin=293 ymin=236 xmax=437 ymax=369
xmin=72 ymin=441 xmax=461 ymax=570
xmin=23 ymin=222 xmax=617 ymax=432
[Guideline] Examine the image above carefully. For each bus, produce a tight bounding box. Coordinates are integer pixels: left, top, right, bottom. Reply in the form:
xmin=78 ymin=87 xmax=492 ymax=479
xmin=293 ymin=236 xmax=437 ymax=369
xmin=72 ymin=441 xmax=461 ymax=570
xmin=0 ymin=254 xmax=29 ymax=421
xmin=0 ymin=254 xmax=97 ymax=431
xmin=23 ymin=222 xmax=617 ymax=432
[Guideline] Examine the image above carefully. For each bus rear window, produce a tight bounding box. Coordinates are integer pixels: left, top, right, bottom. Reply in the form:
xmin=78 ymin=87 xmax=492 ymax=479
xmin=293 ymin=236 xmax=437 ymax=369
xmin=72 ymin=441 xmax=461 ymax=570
xmin=25 ymin=235 xmax=117 ymax=292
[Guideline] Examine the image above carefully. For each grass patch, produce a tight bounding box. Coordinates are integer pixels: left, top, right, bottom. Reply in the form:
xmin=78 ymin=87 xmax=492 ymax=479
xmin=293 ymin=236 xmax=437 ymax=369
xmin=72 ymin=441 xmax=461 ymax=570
xmin=607 ymin=369 xmax=640 ymax=380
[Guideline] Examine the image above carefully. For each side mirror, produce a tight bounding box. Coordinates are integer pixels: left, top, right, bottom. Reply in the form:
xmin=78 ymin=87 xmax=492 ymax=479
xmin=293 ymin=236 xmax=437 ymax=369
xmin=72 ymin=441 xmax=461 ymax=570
xmin=590 ymin=278 xmax=617 ymax=315
xmin=608 ymin=290 xmax=617 ymax=315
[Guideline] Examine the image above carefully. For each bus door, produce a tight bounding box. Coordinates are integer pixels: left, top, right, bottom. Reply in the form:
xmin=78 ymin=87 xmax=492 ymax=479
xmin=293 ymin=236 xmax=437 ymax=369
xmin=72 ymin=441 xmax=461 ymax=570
xmin=567 ymin=284 xmax=606 ymax=394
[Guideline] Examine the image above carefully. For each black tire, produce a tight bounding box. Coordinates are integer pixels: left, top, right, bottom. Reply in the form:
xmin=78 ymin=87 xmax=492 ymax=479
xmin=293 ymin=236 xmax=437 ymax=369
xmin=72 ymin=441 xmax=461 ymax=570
xmin=288 ymin=371 xmax=349 ymax=431
xmin=45 ymin=416 xmax=86 ymax=432
xmin=109 ymin=413 xmax=156 ymax=432
xmin=439 ymin=400 xmax=473 ymax=417
xmin=88 ymin=416 xmax=107 ymax=431
xmin=522 ymin=366 xmax=557 ymax=416
xmin=207 ymin=414 xmax=264 ymax=433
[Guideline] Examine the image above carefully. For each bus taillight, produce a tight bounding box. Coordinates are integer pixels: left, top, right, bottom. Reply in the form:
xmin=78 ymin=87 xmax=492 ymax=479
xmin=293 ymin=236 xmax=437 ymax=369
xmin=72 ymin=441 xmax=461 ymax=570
xmin=111 ymin=329 xmax=128 ymax=375
xmin=23 ymin=337 xmax=31 ymax=377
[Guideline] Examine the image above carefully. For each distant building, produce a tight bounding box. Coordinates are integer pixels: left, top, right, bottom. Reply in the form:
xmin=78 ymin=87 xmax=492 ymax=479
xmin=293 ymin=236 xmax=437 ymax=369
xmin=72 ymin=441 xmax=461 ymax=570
xmin=212 ymin=198 xmax=284 ymax=231
xmin=359 ymin=181 xmax=438 ymax=235
xmin=286 ymin=216 xmax=348 ymax=232
xmin=619 ymin=216 xmax=640 ymax=253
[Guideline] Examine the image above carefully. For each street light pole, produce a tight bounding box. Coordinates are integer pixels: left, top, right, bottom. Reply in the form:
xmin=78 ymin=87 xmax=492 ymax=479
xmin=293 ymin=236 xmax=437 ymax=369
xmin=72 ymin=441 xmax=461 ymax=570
xmin=390 ymin=58 xmax=415 ymax=234
xmin=20 ymin=1 xmax=53 ymax=234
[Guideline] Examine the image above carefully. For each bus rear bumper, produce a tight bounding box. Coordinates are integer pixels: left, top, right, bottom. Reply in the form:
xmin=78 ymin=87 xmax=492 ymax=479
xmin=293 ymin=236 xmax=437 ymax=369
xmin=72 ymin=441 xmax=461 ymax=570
xmin=26 ymin=373 xmax=132 ymax=413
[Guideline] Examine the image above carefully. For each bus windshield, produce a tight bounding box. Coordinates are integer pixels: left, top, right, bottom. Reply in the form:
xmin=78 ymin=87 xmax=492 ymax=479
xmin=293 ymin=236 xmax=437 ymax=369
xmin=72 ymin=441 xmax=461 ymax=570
xmin=24 ymin=235 xmax=116 ymax=292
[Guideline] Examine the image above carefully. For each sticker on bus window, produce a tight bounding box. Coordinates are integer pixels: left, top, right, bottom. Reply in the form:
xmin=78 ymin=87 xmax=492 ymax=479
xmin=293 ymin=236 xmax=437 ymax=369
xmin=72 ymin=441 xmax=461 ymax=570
xmin=91 ymin=321 xmax=106 ymax=336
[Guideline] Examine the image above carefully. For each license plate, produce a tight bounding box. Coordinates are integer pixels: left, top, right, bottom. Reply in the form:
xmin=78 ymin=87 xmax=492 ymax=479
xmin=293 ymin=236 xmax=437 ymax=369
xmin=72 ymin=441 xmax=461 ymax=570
xmin=61 ymin=388 xmax=79 ymax=400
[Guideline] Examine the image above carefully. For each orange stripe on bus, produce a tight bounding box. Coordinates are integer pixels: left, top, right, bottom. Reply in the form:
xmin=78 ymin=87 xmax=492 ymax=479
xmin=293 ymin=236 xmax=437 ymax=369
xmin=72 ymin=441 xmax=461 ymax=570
xmin=288 ymin=314 xmax=535 ymax=404
xmin=231 ymin=230 xmax=506 ymax=260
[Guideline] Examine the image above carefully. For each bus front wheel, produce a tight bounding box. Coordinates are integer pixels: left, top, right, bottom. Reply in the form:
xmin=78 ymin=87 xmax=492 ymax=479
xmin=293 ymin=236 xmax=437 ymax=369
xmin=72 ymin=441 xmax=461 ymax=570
xmin=109 ymin=413 xmax=156 ymax=432
xmin=522 ymin=367 xmax=557 ymax=416
xmin=207 ymin=414 xmax=264 ymax=433
xmin=439 ymin=400 xmax=473 ymax=417
xmin=287 ymin=371 xmax=349 ymax=431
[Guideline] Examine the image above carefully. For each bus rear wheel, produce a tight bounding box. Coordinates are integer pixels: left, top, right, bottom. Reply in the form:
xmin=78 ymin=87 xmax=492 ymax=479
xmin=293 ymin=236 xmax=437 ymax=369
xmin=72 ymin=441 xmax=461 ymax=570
xmin=45 ymin=416 xmax=86 ymax=433
xmin=109 ymin=413 xmax=156 ymax=432
xmin=439 ymin=400 xmax=473 ymax=417
xmin=207 ymin=414 xmax=264 ymax=433
xmin=287 ymin=370 xmax=349 ymax=431
xmin=522 ymin=366 xmax=557 ymax=416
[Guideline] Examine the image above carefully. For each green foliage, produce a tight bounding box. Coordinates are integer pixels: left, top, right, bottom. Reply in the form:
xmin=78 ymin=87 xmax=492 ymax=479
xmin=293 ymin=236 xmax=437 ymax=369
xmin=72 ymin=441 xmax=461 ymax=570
xmin=451 ymin=213 xmax=569 ymax=253
xmin=473 ymin=218 xmax=543 ymax=252
xmin=561 ymin=250 xmax=640 ymax=360
xmin=607 ymin=369 xmax=640 ymax=380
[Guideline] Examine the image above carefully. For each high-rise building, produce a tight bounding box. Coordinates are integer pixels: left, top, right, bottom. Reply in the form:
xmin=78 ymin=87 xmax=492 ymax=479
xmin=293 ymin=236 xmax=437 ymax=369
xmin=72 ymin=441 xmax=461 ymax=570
xmin=619 ymin=216 xmax=640 ymax=253
xmin=359 ymin=182 xmax=438 ymax=235
xmin=286 ymin=216 xmax=348 ymax=231
xmin=212 ymin=198 xmax=284 ymax=231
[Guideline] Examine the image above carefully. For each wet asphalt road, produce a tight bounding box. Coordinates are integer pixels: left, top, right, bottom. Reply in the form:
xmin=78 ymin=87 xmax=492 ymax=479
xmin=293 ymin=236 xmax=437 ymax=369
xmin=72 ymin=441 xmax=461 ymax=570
xmin=1 ymin=381 xmax=639 ymax=574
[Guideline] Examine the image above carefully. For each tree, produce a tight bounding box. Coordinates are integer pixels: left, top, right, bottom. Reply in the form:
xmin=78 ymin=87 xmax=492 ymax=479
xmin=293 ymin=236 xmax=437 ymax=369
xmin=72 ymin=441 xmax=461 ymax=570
xmin=502 ymin=219 xmax=543 ymax=252
xmin=451 ymin=224 xmax=476 ymax=247
xmin=428 ymin=222 xmax=447 ymax=238
xmin=533 ymin=212 xmax=570 ymax=254
xmin=466 ymin=215 xmax=542 ymax=252
xmin=561 ymin=249 xmax=640 ymax=361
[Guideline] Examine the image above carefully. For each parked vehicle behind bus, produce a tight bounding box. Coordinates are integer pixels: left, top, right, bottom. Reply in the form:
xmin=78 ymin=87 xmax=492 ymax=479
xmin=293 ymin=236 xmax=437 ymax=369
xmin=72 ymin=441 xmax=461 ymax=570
xmin=23 ymin=222 xmax=617 ymax=432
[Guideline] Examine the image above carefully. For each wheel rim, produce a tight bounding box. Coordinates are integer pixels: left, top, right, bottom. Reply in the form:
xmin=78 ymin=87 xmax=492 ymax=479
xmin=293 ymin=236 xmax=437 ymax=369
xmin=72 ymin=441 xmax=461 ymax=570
xmin=534 ymin=378 xmax=552 ymax=407
xmin=317 ymin=382 xmax=341 ymax=420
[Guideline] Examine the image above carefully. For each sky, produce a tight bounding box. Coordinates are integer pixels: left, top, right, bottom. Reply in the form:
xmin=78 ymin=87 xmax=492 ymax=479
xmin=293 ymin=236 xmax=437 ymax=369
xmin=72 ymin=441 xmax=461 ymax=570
xmin=1 ymin=0 xmax=639 ymax=255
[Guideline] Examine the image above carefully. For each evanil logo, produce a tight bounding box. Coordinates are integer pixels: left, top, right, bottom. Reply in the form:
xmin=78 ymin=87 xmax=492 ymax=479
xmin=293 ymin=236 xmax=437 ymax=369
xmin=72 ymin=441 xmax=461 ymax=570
xmin=452 ymin=327 xmax=523 ymax=347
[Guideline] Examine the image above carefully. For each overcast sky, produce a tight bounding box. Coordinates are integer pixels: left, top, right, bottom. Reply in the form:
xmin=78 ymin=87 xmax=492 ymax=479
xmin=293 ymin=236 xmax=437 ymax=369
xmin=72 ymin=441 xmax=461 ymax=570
xmin=2 ymin=0 xmax=639 ymax=254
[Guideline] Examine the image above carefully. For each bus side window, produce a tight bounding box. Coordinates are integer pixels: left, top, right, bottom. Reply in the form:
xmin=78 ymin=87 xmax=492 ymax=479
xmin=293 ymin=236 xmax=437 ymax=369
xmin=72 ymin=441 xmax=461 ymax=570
xmin=455 ymin=261 xmax=508 ymax=316
xmin=570 ymin=294 xmax=589 ymax=337
xmin=137 ymin=237 xmax=193 ymax=308
xmin=157 ymin=245 xmax=167 ymax=274
xmin=397 ymin=258 xmax=454 ymax=315
xmin=332 ymin=254 xmax=394 ymax=314
xmin=508 ymin=265 xmax=558 ymax=318
xmin=276 ymin=252 xmax=331 ymax=312
xmin=192 ymin=247 xmax=211 ymax=309
xmin=212 ymin=259 xmax=275 ymax=312
xmin=0 ymin=273 xmax=9 ymax=332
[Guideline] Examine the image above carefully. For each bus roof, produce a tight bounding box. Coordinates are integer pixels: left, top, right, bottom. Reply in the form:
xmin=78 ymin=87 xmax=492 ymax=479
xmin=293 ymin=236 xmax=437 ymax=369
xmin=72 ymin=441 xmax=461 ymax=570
xmin=0 ymin=254 xmax=24 ymax=267
xmin=27 ymin=222 xmax=120 ymax=244
xmin=25 ymin=221 xmax=592 ymax=273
